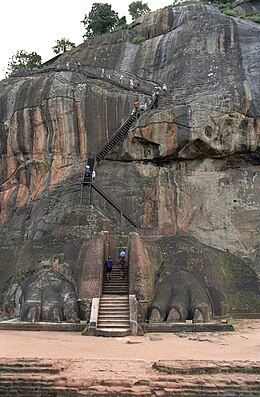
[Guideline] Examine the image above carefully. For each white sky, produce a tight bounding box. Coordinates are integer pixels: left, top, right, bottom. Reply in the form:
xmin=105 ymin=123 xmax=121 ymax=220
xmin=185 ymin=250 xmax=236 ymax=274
xmin=0 ymin=0 xmax=173 ymax=81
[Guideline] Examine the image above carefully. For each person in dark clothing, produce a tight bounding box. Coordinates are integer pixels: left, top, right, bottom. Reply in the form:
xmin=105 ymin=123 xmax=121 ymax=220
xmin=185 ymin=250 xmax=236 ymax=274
xmin=119 ymin=258 xmax=126 ymax=279
xmin=105 ymin=256 xmax=113 ymax=282
xmin=84 ymin=164 xmax=92 ymax=182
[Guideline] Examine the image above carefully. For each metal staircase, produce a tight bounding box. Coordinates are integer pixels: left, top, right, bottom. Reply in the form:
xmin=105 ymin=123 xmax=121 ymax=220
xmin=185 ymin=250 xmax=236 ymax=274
xmin=81 ymin=108 xmax=141 ymax=228
xmin=96 ymin=113 xmax=137 ymax=161
xmin=87 ymin=157 xmax=95 ymax=172
xmin=88 ymin=182 xmax=140 ymax=228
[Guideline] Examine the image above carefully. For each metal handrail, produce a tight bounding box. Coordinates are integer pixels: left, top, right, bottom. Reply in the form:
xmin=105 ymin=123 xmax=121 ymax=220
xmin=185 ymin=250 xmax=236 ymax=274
xmin=96 ymin=114 xmax=136 ymax=161
xmin=89 ymin=182 xmax=140 ymax=228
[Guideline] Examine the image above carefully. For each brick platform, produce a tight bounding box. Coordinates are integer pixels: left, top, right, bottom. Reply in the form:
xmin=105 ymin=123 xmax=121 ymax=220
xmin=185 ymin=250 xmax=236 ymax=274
xmin=0 ymin=358 xmax=259 ymax=396
xmin=0 ymin=320 xmax=84 ymax=332
xmin=142 ymin=322 xmax=234 ymax=333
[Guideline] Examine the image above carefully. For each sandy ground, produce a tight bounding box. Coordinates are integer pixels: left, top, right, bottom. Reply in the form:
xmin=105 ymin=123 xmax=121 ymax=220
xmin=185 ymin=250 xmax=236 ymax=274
xmin=0 ymin=319 xmax=259 ymax=363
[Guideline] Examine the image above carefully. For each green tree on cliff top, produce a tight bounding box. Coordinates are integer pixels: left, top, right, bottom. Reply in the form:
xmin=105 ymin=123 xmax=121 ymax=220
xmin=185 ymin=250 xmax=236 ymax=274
xmin=6 ymin=50 xmax=42 ymax=77
xmin=128 ymin=1 xmax=151 ymax=20
xmin=52 ymin=38 xmax=76 ymax=54
xmin=81 ymin=3 xmax=119 ymax=39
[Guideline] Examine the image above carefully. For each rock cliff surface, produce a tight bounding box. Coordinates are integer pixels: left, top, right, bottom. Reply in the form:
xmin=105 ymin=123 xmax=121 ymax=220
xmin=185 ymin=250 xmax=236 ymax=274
xmin=233 ymin=0 xmax=260 ymax=13
xmin=0 ymin=4 xmax=259 ymax=317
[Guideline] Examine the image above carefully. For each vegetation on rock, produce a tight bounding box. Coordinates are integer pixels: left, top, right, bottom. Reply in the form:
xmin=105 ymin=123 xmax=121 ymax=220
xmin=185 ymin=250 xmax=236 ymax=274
xmin=128 ymin=1 xmax=151 ymax=20
xmin=5 ymin=50 xmax=42 ymax=77
xmin=81 ymin=2 xmax=120 ymax=39
xmin=240 ymin=12 xmax=260 ymax=23
xmin=52 ymin=38 xmax=76 ymax=54
xmin=132 ymin=35 xmax=146 ymax=44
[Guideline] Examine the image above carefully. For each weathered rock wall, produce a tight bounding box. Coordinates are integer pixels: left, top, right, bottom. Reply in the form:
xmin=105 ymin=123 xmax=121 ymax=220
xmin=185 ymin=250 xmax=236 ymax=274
xmin=233 ymin=0 xmax=260 ymax=13
xmin=0 ymin=5 xmax=259 ymax=309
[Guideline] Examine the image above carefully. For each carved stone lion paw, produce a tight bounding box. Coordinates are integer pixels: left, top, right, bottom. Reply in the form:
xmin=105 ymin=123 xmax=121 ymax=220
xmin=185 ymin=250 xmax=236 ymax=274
xmin=20 ymin=269 xmax=80 ymax=323
xmin=148 ymin=270 xmax=212 ymax=323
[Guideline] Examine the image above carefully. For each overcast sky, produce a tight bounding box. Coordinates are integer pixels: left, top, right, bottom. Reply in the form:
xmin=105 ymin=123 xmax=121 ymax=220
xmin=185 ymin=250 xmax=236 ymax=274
xmin=0 ymin=0 xmax=173 ymax=81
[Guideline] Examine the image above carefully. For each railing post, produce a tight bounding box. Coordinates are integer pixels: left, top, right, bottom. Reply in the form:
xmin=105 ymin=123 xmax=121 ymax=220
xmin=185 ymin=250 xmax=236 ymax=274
xmin=80 ymin=184 xmax=83 ymax=205
xmin=129 ymin=295 xmax=138 ymax=336
xmin=89 ymin=184 xmax=92 ymax=206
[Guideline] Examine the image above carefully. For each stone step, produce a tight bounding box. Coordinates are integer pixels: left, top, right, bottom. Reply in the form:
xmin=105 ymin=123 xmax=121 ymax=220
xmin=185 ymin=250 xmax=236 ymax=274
xmin=99 ymin=312 xmax=129 ymax=317
xmin=103 ymin=286 xmax=128 ymax=295
xmin=103 ymin=282 xmax=128 ymax=288
xmin=101 ymin=293 xmax=129 ymax=297
xmin=103 ymin=284 xmax=128 ymax=288
xmin=97 ymin=321 xmax=130 ymax=327
xmin=103 ymin=286 xmax=128 ymax=290
xmin=100 ymin=298 xmax=129 ymax=301
xmin=98 ymin=314 xmax=129 ymax=319
xmin=98 ymin=314 xmax=129 ymax=320
xmin=99 ymin=303 xmax=129 ymax=307
xmin=103 ymin=278 xmax=128 ymax=282
xmin=97 ymin=324 xmax=130 ymax=329
xmin=99 ymin=305 xmax=129 ymax=310
xmin=101 ymin=294 xmax=129 ymax=298
xmin=102 ymin=286 xmax=128 ymax=290
xmin=99 ymin=300 xmax=129 ymax=304
xmin=99 ymin=303 xmax=129 ymax=311
xmin=98 ymin=313 xmax=129 ymax=318
xmin=100 ymin=296 xmax=129 ymax=300
xmin=102 ymin=291 xmax=129 ymax=295
xmin=95 ymin=328 xmax=131 ymax=337
xmin=102 ymin=288 xmax=128 ymax=291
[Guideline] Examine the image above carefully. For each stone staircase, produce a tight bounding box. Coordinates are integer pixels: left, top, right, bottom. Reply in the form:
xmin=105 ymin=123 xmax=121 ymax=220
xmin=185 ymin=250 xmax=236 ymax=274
xmin=96 ymin=262 xmax=130 ymax=336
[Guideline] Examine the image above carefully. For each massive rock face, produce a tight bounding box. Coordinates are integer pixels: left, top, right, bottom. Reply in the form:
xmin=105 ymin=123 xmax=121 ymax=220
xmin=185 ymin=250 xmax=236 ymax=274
xmin=0 ymin=5 xmax=259 ymax=318
xmin=233 ymin=0 xmax=260 ymax=13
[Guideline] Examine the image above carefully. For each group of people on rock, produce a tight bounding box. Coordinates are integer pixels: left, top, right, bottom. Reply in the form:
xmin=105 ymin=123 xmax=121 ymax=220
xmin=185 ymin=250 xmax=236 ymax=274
xmin=105 ymin=250 xmax=126 ymax=282
xmin=82 ymin=79 xmax=168 ymax=184
xmin=132 ymin=82 xmax=168 ymax=116
xmin=84 ymin=164 xmax=95 ymax=182
xmin=101 ymin=68 xmax=142 ymax=90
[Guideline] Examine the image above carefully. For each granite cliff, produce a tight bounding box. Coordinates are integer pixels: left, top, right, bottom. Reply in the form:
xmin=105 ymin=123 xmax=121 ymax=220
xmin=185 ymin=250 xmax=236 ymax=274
xmin=0 ymin=4 xmax=259 ymax=319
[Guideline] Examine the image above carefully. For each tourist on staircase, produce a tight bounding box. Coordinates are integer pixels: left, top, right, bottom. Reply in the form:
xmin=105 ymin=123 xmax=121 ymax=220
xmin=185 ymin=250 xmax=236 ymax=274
xmin=162 ymin=83 xmax=168 ymax=96
xmin=133 ymin=100 xmax=140 ymax=118
xmin=129 ymin=79 xmax=134 ymax=89
xmin=84 ymin=165 xmax=92 ymax=182
xmin=119 ymin=250 xmax=126 ymax=260
xmin=119 ymin=258 xmax=126 ymax=279
xmin=105 ymin=256 xmax=113 ymax=282
xmin=92 ymin=169 xmax=96 ymax=182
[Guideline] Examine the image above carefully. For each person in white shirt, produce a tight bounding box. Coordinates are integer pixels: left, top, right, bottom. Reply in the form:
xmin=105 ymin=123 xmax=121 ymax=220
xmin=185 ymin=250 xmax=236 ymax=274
xmin=162 ymin=83 xmax=168 ymax=96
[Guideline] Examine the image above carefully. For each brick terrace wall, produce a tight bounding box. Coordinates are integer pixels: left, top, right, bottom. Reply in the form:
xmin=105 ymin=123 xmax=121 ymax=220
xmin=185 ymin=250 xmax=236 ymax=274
xmin=129 ymin=232 xmax=155 ymax=321
xmin=0 ymin=358 xmax=259 ymax=396
xmin=78 ymin=232 xmax=107 ymax=320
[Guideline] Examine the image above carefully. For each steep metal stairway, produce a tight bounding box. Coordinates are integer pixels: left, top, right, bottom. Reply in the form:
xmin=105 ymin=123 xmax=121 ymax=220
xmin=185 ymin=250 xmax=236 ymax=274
xmin=91 ymin=182 xmax=140 ymax=228
xmin=87 ymin=156 xmax=95 ymax=172
xmin=96 ymin=113 xmax=136 ymax=161
xmin=96 ymin=263 xmax=130 ymax=336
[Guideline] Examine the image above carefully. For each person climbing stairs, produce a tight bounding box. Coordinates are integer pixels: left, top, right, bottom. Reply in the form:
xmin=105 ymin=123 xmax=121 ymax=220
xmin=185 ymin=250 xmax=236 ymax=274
xmin=95 ymin=258 xmax=130 ymax=336
xmin=96 ymin=113 xmax=136 ymax=161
